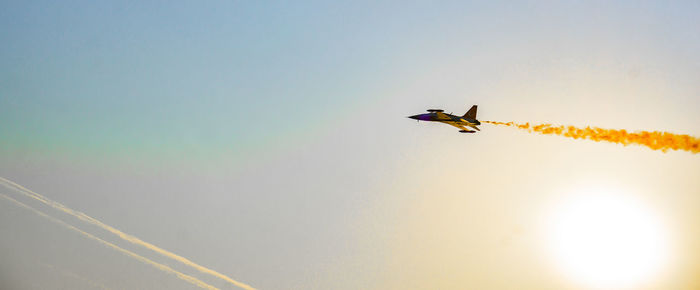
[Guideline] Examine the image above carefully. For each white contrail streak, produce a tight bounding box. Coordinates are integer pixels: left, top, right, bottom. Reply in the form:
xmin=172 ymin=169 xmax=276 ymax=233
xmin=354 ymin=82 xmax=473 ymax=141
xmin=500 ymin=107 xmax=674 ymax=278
xmin=0 ymin=177 xmax=255 ymax=290
xmin=0 ymin=193 xmax=218 ymax=290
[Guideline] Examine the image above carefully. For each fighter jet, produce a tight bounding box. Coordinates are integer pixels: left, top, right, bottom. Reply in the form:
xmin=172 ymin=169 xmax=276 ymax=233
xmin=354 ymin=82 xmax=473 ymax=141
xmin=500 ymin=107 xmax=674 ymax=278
xmin=408 ymin=105 xmax=481 ymax=133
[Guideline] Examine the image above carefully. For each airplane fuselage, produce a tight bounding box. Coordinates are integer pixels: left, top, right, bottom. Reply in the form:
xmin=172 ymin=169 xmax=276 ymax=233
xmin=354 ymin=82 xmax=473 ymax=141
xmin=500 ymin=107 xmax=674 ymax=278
xmin=409 ymin=112 xmax=480 ymax=126
xmin=408 ymin=106 xmax=481 ymax=133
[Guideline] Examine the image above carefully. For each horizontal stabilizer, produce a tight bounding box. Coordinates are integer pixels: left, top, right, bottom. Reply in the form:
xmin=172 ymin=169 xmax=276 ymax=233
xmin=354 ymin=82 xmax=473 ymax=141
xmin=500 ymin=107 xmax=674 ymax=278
xmin=459 ymin=130 xmax=476 ymax=133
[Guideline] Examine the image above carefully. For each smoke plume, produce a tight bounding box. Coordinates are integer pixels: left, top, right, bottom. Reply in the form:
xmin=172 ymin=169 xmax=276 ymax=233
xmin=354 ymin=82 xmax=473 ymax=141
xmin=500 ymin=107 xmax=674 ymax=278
xmin=483 ymin=121 xmax=699 ymax=153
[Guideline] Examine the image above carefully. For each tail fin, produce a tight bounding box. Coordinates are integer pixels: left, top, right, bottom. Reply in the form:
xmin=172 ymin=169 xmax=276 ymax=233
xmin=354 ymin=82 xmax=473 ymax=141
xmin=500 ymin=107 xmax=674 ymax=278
xmin=463 ymin=105 xmax=477 ymax=119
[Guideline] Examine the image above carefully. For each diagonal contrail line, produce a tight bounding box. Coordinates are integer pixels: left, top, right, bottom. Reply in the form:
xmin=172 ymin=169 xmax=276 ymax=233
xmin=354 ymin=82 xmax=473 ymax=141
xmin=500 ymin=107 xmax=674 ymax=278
xmin=0 ymin=176 xmax=255 ymax=290
xmin=0 ymin=193 xmax=218 ymax=290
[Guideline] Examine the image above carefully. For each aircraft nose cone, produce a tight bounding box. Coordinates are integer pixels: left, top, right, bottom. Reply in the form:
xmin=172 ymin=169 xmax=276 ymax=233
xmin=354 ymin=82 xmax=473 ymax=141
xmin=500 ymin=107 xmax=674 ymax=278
xmin=408 ymin=115 xmax=420 ymax=120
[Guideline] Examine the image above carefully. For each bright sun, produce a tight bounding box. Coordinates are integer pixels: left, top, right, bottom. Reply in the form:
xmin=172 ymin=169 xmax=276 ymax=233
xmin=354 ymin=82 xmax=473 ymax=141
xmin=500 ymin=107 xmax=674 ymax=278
xmin=545 ymin=187 xmax=671 ymax=288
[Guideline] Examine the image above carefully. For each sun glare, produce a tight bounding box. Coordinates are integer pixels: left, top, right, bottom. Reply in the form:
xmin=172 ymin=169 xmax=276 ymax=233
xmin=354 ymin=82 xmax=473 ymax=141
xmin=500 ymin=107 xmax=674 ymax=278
xmin=544 ymin=187 xmax=670 ymax=288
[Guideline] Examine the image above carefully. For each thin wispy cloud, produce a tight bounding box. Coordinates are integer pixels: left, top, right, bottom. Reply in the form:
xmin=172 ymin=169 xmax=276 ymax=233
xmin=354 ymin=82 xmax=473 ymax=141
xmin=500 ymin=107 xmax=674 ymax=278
xmin=38 ymin=261 xmax=111 ymax=290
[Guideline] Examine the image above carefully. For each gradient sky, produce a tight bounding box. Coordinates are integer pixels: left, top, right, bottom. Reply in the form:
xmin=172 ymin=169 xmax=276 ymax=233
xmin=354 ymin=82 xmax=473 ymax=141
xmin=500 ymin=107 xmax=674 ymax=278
xmin=2 ymin=1 xmax=700 ymax=289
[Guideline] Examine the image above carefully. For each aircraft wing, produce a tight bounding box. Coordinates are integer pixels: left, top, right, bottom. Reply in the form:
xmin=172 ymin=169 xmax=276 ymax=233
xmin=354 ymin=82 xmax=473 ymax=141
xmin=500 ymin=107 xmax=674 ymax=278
xmin=435 ymin=111 xmax=451 ymax=121
xmin=447 ymin=123 xmax=473 ymax=132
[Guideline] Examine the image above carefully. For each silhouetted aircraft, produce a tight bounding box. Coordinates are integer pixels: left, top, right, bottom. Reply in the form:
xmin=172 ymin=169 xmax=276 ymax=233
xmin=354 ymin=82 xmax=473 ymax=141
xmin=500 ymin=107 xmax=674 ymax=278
xmin=408 ymin=105 xmax=480 ymax=133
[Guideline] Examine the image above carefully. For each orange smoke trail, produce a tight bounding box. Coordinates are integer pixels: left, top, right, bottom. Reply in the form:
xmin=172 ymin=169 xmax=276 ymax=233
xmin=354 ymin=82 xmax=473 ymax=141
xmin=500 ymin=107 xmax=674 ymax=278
xmin=483 ymin=121 xmax=700 ymax=153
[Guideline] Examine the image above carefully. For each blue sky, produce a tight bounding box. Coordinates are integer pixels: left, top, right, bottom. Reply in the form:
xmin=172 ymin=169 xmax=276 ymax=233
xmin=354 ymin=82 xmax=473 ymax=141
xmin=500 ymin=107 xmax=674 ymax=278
xmin=3 ymin=1 xmax=699 ymax=164
xmin=2 ymin=1 xmax=700 ymax=289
